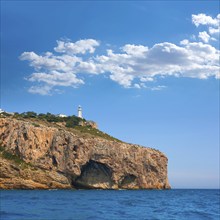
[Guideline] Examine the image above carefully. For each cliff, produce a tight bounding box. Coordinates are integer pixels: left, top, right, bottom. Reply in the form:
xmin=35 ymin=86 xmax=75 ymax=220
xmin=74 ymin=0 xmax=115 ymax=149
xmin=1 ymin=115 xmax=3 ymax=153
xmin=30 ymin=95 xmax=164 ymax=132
xmin=0 ymin=117 xmax=170 ymax=189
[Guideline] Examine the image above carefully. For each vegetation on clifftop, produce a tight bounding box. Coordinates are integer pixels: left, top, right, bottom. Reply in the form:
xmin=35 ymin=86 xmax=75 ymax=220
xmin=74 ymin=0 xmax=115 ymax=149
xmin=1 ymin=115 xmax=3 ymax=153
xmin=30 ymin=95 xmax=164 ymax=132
xmin=11 ymin=111 xmax=85 ymax=127
xmin=73 ymin=126 xmax=122 ymax=142
xmin=0 ymin=111 xmax=122 ymax=142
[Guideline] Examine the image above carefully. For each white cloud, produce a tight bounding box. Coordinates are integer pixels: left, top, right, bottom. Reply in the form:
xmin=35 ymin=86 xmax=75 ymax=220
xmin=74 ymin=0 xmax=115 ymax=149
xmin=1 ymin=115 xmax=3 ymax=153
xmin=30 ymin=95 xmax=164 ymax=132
xmin=134 ymin=83 xmax=141 ymax=89
xmin=96 ymin=41 xmax=219 ymax=85
xmin=20 ymin=51 xmax=81 ymax=72
xmin=209 ymin=27 xmax=220 ymax=35
xmin=150 ymin=85 xmax=167 ymax=91
xmin=109 ymin=72 xmax=134 ymax=88
xmin=54 ymin=39 xmax=100 ymax=54
xmin=28 ymin=85 xmax=53 ymax=96
xmin=27 ymin=71 xmax=84 ymax=87
xmin=192 ymin=13 xmax=220 ymax=27
xmin=198 ymin=31 xmax=210 ymax=43
xmin=122 ymin=44 xmax=148 ymax=57
xmin=140 ymin=77 xmax=154 ymax=82
xmin=192 ymin=13 xmax=219 ymax=41
xmin=20 ymin=13 xmax=220 ymax=95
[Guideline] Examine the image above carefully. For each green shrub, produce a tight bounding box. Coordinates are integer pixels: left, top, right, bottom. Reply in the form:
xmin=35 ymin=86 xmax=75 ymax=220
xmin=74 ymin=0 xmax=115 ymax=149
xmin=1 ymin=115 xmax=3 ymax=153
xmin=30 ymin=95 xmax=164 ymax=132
xmin=32 ymin=122 xmax=40 ymax=127
xmin=2 ymin=150 xmax=24 ymax=164
xmin=65 ymin=116 xmax=83 ymax=128
xmin=0 ymin=145 xmax=5 ymax=152
xmin=74 ymin=126 xmax=122 ymax=142
xmin=14 ymin=111 xmax=83 ymax=126
xmin=0 ymin=145 xmax=33 ymax=168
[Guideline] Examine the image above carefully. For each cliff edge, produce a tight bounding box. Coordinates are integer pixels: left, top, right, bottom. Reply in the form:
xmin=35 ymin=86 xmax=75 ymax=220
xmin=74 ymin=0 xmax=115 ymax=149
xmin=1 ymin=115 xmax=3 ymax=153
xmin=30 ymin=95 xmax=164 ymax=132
xmin=0 ymin=117 xmax=170 ymax=189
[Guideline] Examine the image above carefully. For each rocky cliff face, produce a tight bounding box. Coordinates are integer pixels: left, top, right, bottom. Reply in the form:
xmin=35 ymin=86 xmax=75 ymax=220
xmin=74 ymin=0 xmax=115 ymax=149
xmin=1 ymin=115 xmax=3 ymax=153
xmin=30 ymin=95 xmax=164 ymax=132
xmin=0 ymin=117 xmax=170 ymax=189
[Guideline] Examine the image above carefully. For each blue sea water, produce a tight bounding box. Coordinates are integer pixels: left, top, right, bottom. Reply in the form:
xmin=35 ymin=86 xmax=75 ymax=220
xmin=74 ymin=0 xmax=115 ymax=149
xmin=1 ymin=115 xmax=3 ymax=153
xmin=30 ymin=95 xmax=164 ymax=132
xmin=0 ymin=189 xmax=219 ymax=220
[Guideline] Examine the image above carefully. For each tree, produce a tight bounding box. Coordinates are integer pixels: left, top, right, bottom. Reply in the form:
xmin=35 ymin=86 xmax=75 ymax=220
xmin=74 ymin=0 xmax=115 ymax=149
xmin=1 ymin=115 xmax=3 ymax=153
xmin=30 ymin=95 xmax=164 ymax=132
xmin=25 ymin=111 xmax=37 ymax=118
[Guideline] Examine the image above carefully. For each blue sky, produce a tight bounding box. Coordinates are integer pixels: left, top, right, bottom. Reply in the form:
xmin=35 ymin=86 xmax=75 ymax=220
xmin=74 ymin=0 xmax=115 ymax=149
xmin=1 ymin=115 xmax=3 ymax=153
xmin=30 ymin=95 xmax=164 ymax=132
xmin=1 ymin=1 xmax=219 ymax=189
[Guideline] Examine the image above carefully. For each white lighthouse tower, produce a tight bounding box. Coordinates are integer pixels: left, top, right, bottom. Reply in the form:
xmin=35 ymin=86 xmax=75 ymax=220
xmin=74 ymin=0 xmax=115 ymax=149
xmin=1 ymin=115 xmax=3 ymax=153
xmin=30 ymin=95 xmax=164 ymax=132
xmin=78 ymin=105 xmax=83 ymax=119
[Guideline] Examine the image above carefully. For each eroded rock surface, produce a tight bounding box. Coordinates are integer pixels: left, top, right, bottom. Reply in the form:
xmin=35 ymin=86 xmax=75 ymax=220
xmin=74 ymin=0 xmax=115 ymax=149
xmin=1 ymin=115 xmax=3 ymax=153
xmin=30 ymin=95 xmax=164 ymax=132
xmin=0 ymin=117 xmax=170 ymax=189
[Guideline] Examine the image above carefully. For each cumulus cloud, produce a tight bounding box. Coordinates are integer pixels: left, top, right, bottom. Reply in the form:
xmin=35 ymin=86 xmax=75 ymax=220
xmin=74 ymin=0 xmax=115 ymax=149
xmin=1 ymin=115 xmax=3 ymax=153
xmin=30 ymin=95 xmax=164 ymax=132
xmin=20 ymin=13 xmax=220 ymax=95
xmin=122 ymin=44 xmax=148 ymax=56
xmin=27 ymin=71 xmax=84 ymax=87
xmin=28 ymin=85 xmax=53 ymax=96
xmin=209 ymin=27 xmax=220 ymax=35
xmin=20 ymin=51 xmax=80 ymax=72
xmin=99 ymin=41 xmax=219 ymax=85
xmin=198 ymin=31 xmax=210 ymax=43
xmin=54 ymin=39 xmax=100 ymax=54
xmin=192 ymin=13 xmax=220 ymax=41
xmin=192 ymin=13 xmax=220 ymax=27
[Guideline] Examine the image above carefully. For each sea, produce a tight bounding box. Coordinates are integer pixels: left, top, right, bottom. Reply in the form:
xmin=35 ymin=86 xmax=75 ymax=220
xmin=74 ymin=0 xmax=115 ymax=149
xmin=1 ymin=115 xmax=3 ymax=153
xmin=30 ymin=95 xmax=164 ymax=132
xmin=0 ymin=189 xmax=219 ymax=220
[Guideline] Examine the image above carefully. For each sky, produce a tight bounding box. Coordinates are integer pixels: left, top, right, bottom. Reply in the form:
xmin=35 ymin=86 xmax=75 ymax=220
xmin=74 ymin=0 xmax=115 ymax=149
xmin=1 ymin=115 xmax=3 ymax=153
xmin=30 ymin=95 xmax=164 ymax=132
xmin=1 ymin=1 xmax=219 ymax=189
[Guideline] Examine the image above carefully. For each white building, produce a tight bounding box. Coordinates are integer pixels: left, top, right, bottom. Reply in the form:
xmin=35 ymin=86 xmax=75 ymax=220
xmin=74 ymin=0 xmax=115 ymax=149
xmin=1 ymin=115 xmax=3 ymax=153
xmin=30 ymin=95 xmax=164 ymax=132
xmin=57 ymin=114 xmax=67 ymax=118
xmin=78 ymin=105 xmax=83 ymax=119
xmin=0 ymin=109 xmax=14 ymax=115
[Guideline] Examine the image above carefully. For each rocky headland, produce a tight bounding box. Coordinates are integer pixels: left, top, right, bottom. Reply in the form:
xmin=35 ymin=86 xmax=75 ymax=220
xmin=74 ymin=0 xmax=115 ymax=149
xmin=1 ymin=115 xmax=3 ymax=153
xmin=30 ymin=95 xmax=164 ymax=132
xmin=0 ymin=115 xmax=170 ymax=189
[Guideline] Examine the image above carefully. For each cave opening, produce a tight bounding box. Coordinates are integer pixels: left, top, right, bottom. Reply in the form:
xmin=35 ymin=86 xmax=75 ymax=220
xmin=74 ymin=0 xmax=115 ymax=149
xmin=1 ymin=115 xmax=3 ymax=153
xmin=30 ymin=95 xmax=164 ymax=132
xmin=72 ymin=160 xmax=113 ymax=189
xmin=119 ymin=174 xmax=137 ymax=188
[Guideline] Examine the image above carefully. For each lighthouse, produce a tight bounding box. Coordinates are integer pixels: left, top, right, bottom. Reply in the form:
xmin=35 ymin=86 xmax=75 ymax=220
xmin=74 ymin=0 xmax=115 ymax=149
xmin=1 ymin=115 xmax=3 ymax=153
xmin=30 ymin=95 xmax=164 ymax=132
xmin=78 ymin=105 xmax=83 ymax=119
